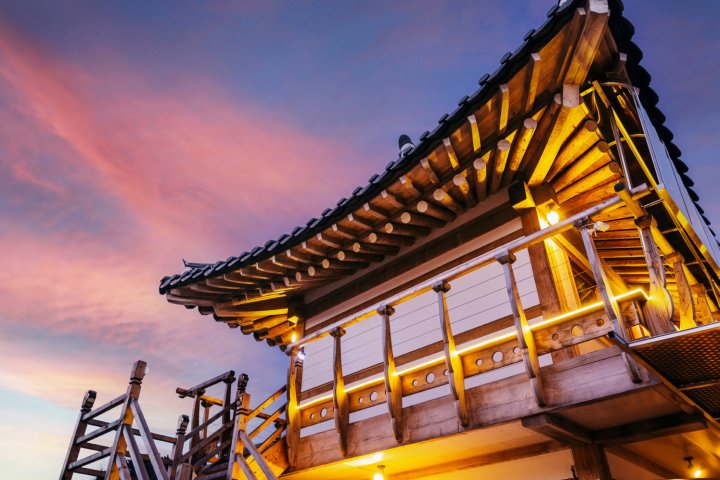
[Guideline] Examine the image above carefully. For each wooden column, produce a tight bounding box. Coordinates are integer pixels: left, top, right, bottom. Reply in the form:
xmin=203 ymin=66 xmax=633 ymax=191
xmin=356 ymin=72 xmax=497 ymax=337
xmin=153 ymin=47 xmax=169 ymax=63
xmin=497 ymin=251 xmax=546 ymax=407
xmin=635 ymin=215 xmax=674 ymax=335
xmin=60 ymin=390 xmax=96 ymax=479
xmin=667 ymin=253 xmax=697 ymax=330
xmin=432 ymin=280 xmax=470 ymax=426
xmin=378 ymin=304 xmax=403 ymax=442
xmin=221 ymin=374 xmax=235 ymax=458
xmin=572 ymin=443 xmax=612 ymax=480
xmin=520 ymin=207 xmax=580 ymax=361
xmin=285 ymin=347 xmax=304 ymax=466
xmin=189 ymin=387 xmax=204 ymax=466
xmin=331 ymin=327 xmax=349 ymax=455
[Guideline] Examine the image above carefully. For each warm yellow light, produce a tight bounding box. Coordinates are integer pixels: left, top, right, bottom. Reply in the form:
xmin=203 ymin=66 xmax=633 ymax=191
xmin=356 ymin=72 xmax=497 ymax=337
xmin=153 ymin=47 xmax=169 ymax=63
xmin=546 ymin=209 xmax=560 ymax=225
xmin=373 ymin=465 xmax=385 ymax=480
xmin=693 ymin=469 xmax=702 ymax=478
xmin=291 ymin=331 xmax=298 ymax=343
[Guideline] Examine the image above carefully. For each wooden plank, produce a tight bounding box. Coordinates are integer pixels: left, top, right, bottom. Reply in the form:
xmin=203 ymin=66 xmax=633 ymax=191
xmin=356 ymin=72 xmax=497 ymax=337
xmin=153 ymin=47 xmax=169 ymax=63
xmin=432 ymin=280 xmax=470 ymax=426
xmin=489 ymin=134 xmax=515 ymax=194
xmin=502 ymin=118 xmax=537 ymax=187
xmin=331 ymin=327 xmax=349 ymax=455
xmin=379 ymin=304 xmax=404 ymax=442
xmin=522 ymin=413 xmax=591 ymax=444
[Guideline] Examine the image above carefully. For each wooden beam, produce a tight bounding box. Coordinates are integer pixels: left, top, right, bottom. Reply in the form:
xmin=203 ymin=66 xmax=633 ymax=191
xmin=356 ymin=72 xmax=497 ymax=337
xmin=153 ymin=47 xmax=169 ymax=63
xmin=563 ymin=0 xmax=609 ymax=86
xmin=452 ymin=172 xmax=478 ymax=208
xmin=502 ymin=118 xmax=537 ymax=187
xmin=635 ymin=215 xmax=674 ymax=335
xmin=497 ymin=84 xmax=510 ymax=135
xmin=521 ymin=413 xmax=591 ymax=444
xmin=607 ymin=446 xmax=683 ymax=479
xmin=489 ymin=134 xmax=515 ymax=194
xmin=420 ymin=158 xmax=440 ymax=186
xmin=549 ymin=119 xmax=600 ymax=182
xmin=443 ymin=137 xmax=460 ymax=170
xmin=378 ymin=304 xmax=403 ymax=442
xmin=432 ymin=280 xmax=470 ymax=426
xmin=433 ymin=188 xmax=465 ymax=215
xmin=523 ymin=53 xmax=541 ymax=114
xmin=467 ymin=114 xmax=481 ymax=152
xmin=552 ymin=140 xmax=610 ymax=191
xmin=472 ymin=154 xmax=490 ymax=202
xmin=593 ymin=412 xmax=707 ymax=445
xmin=416 ymin=200 xmax=456 ymax=223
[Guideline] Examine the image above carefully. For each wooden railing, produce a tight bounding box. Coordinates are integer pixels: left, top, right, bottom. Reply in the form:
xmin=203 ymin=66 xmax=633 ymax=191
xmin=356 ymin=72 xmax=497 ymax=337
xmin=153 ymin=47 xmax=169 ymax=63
xmin=59 ymin=360 xmax=174 ymax=480
xmin=282 ymin=182 xmax=720 ymax=464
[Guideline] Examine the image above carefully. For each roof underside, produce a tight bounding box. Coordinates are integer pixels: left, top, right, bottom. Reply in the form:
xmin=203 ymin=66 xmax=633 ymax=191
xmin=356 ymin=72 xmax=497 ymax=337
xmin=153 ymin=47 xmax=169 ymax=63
xmin=159 ymin=0 xmax=718 ymax=350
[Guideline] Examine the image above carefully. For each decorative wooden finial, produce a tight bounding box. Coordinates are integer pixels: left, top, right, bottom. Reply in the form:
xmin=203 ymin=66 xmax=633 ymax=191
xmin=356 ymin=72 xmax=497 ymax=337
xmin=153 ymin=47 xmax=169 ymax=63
xmin=176 ymin=415 xmax=189 ymax=435
xmin=81 ymin=390 xmax=97 ymax=413
xmin=224 ymin=370 xmax=236 ymax=384
xmin=237 ymin=373 xmax=250 ymax=394
xmin=130 ymin=360 xmax=147 ymax=385
xmin=330 ymin=327 xmax=346 ymax=338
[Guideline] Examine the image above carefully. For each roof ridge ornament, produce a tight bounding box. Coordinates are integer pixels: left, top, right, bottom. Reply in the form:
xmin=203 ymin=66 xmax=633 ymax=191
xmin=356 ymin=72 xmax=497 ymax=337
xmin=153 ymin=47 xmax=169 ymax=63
xmin=398 ymin=134 xmax=415 ymax=158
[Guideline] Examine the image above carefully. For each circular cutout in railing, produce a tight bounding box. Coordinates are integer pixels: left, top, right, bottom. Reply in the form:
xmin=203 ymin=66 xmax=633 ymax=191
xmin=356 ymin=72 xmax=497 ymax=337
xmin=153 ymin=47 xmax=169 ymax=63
xmin=411 ymin=379 xmax=418 ymax=387
xmin=426 ymin=372 xmax=435 ymax=383
xmin=571 ymin=325 xmax=584 ymax=337
xmin=358 ymin=396 xmax=364 ymax=404
xmin=476 ymin=358 xmax=483 ymax=366
xmin=370 ymin=391 xmax=378 ymax=402
xmin=320 ymin=408 xmax=327 ymax=418
xmin=492 ymin=351 xmax=504 ymax=363
xmin=513 ymin=346 xmax=521 ymax=354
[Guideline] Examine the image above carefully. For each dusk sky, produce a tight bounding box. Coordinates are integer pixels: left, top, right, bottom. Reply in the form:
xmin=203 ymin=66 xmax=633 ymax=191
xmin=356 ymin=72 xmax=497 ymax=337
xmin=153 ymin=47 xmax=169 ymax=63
xmin=1 ymin=1 xmax=719 ymax=477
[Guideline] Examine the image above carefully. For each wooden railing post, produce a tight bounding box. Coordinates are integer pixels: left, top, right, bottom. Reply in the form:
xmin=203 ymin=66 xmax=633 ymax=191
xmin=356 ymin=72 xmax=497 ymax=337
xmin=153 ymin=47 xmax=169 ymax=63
xmin=221 ymin=373 xmax=235 ymax=459
xmin=105 ymin=360 xmax=146 ymax=480
xmin=575 ymin=218 xmax=624 ymax=338
xmin=189 ymin=388 xmax=204 ymax=465
xmin=635 ymin=215 xmax=674 ymax=335
xmin=668 ymin=253 xmax=697 ymax=330
xmin=692 ymin=284 xmax=714 ymax=325
xmin=432 ymin=280 xmax=470 ymax=426
xmin=169 ymin=415 xmax=189 ymax=480
xmin=285 ymin=347 xmax=304 ymax=466
xmin=497 ymin=251 xmax=546 ymax=407
xmin=378 ymin=304 xmax=403 ymax=442
xmin=330 ymin=327 xmax=349 ymax=455
xmin=60 ymin=390 xmax=96 ymax=479
xmin=228 ymin=374 xmax=253 ymax=480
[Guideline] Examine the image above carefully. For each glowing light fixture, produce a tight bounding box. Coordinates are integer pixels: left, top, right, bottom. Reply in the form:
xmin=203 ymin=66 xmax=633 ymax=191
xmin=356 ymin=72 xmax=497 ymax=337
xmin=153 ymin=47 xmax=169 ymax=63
xmin=291 ymin=331 xmax=298 ymax=343
xmin=297 ymin=348 xmax=306 ymax=361
xmin=546 ymin=209 xmax=560 ymax=225
xmin=694 ymin=469 xmax=702 ymax=478
xmin=373 ymin=465 xmax=385 ymax=480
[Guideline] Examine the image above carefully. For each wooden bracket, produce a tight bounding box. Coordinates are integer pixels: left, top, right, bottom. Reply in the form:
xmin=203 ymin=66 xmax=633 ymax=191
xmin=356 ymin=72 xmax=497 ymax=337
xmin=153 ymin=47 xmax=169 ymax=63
xmin=635 ymin=215 xmax=674 ymax=335
xmin=432 ymin=280 xmax=470 ymax=426
xmin=330 ymin=327 xmax=349 ymax=455
xmin=497 ymin=252 xmax=547 ymax=407
xmin=378 ymin=304 xmax=403 ymax=442
xmin=667 ymin=253 xmax=697 ymax=330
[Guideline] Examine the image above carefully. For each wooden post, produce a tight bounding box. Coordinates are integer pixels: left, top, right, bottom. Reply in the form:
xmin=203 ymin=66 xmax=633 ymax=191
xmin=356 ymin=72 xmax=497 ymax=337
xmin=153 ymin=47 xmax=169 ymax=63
xmin=285 ymin=347 xmax=304 ymax=466
xmin=378 ymin=304 xmax=403 ymax=442
xmin=104 ymin=360 xmax=146 ymax=480
xmin=667 ymin=253 xmax=697 ymax=330
xmin=228 ymin=374 xmax=253 ymax=480
xmin=189 ymin=388 xmax=204 ymax=465
xmin=497 ymin=251 xmax=546 ymax=407
xmin=571 ymin=443 xmax=612 ymax=480
xmin=635 ymin=215 xmax=674 ymax=335
xmin=576 ymin=219 xmax=624 ymax=337
xmin=691 ymin=284 xmax=713 ymax=325
xmin=169 ymin=415 xmax=190 ymax=480
xmin=432 ymin=280 xmax=470 ymax=426
xmin=221 ymin=374 xmax=235 ymax=459
xmin=330 ymin=327 xmax=349 ymax=455
xmin=60 ymin=390 xmax=96 ymax=480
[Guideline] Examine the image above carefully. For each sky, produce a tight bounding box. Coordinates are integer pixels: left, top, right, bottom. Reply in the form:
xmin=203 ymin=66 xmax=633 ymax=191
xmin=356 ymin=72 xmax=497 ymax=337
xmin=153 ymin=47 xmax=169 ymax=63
xmin=1 ymin=0 xmax=719 ymax=478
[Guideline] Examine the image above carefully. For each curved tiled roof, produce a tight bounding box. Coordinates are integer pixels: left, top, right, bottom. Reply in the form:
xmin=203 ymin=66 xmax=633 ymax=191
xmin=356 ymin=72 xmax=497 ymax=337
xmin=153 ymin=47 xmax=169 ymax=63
xmin=159 ymin=0 xmax=713 ymax=295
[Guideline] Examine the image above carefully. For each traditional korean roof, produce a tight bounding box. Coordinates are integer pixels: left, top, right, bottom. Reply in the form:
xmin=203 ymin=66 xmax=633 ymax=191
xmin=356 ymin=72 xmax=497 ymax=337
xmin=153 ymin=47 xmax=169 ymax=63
xmin=159 ymin=0 xmax=715 ymax=347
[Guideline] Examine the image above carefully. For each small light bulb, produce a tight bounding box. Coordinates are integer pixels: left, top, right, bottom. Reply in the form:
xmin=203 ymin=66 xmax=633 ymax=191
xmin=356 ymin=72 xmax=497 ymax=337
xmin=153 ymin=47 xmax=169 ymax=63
xmin=291 ymin=331 xmax=298 ymax=343
xmin=693 ymin=469 xmax=702 ymax=478
xmin=546 ymin=209 xmax=560 ymax=225
xmin=373 ymin=473 xmax=384 ymax=480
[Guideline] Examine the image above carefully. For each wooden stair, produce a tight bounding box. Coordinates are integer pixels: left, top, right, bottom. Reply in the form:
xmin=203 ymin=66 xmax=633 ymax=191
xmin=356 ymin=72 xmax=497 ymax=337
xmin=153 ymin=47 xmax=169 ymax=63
xmin=59 ymin=362 xmax=289 ymax=480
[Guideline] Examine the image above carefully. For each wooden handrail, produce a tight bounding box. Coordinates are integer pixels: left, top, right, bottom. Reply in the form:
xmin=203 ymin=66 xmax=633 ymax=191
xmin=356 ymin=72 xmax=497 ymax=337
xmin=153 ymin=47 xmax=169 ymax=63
xmin=86 ymin=418 xmax=176 ymax=444
xmin=183 ymin=403 xmax=234 ymax=441
xmin=176 ymin=370 xmax=235 ymax=398
xmin=288 ymin=184 xmax=650 ymax=349
xmin=247 ymin=385 xmax=287 ymax=422
xmin=239 ymin=430 xmax=276 ymax=479
xmin=248 ymin=404 xmax=286 ymax=441
xmin=82 ymin=393 xmax=126 ymax=422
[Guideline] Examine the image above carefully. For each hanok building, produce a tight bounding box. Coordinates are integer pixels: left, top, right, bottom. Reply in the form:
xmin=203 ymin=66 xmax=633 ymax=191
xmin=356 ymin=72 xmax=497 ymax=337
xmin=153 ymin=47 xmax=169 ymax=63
xmin=60 ymin=1 xmax=720 ymax=479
